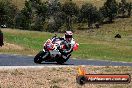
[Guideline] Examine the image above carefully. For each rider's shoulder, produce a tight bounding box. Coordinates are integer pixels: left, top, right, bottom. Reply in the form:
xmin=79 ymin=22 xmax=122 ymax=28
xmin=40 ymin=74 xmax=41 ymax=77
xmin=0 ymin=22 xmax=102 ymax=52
xmin=71 ymin=38 xmax=75 ymax=43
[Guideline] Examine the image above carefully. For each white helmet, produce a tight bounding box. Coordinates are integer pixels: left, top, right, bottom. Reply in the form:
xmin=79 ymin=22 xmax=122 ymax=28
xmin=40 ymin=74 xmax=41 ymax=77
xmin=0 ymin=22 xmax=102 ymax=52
xmin=65 ymin=31 xmax=73 ymax=39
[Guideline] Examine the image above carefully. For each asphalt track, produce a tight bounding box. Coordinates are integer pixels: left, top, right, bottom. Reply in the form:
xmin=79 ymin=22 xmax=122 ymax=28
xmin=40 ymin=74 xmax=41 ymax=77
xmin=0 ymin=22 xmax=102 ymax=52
xmin=0 ymin=54 xmax=132 ymax=66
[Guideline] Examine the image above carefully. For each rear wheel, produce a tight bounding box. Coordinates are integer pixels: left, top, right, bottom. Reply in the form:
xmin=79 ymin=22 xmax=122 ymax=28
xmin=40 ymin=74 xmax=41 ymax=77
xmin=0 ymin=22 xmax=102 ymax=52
xmin=56 ymin=54 xmax=71 ymax=64
xmin=56 ymin=59 xmax=65 ymax=64
xmin=34 ymin=51 xmax=45 ymax=64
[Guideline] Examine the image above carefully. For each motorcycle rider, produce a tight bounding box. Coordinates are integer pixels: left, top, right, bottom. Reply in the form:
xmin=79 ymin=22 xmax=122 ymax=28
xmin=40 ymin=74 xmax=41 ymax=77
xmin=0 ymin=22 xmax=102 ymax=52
xmin=51 ymin=31 xmax=75 ymax=55
xmin=59 ymin=31 xmax=75 ymax=56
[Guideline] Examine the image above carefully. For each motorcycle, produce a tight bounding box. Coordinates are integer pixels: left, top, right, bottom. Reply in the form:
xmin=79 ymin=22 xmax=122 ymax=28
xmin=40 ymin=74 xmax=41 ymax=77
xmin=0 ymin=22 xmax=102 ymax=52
xmin=34 ymin=36 xmax=79 ymax=64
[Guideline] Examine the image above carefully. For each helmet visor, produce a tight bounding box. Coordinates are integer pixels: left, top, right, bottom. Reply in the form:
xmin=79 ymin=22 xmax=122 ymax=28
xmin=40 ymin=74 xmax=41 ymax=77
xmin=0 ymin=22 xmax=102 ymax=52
xmin=65 ymin=35 xmax=72 ymax=38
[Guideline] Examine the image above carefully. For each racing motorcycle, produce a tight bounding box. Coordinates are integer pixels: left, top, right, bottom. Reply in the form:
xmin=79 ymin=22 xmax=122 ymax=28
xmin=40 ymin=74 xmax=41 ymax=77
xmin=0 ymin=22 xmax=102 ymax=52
xmin=34 ymin=36 xmax=79 ymax=64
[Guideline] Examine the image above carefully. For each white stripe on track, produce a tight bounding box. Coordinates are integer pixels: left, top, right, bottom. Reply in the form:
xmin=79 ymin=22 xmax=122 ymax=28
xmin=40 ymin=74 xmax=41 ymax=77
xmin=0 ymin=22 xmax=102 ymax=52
xmin=0 ymin=65 xmax=79 ymax=70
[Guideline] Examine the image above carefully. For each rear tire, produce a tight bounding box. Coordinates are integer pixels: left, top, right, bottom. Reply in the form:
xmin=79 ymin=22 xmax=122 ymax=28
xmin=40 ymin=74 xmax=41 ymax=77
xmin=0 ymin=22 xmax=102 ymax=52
xmin=34 ymin=51 xmax=45 ymax=64
xmin=56 ymin=59 xmax=65 ymax=64
xmin=56 ymin=54 xmax=71 ymax=64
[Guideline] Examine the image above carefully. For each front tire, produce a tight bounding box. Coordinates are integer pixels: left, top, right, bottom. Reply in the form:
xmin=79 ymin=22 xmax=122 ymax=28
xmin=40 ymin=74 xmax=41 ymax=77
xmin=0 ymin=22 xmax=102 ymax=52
xmin=34 ymin=51 xmax=45 ymax=64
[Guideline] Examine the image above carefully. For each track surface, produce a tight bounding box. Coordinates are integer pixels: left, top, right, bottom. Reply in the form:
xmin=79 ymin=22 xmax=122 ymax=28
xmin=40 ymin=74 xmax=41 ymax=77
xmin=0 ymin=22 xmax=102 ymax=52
xmin=0 ymin=54 xmax=132 ymax=66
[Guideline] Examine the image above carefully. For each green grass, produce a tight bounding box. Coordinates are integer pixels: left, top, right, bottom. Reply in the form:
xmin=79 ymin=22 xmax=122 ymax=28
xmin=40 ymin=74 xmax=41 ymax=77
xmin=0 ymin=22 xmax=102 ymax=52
xmin=2 ymin=29 xmax=56 ymax=51
xmin=1 ymin=17 xmax=132 ymax=62
xmin=73 ymin=43 xmax=132 ymax=61
xmin=4 ymin=30 xmax=51 ymax=50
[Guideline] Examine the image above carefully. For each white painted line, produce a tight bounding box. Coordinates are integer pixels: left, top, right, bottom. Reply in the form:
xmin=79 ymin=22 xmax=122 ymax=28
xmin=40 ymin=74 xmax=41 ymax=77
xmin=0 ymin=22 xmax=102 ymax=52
xmin=0 ymin=66 xmax=79 ymax=70
xmin=0 ymin=65 xmax=122 ymax=70
xmin=77 ymin=58 xmax=132 ymax=64
xmin=0 ymin=53 xmax=34 ymax=57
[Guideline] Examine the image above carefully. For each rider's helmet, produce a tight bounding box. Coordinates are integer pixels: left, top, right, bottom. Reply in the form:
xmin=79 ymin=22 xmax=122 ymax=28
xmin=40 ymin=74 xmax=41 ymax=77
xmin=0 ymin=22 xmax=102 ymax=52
xmin=65 ymin=31 xmax=73 ymax=42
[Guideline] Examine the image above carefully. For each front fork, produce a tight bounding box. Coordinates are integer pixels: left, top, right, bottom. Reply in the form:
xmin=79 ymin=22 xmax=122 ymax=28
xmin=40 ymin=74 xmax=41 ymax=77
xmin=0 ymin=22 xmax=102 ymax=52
xmin=42 ymin=49 xmax=49 ymax=60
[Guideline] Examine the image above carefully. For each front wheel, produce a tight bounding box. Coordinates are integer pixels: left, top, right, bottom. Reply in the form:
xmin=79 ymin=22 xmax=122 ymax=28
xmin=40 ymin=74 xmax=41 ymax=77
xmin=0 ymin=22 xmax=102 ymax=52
xmin=34 ymin=51 xmax=45 ymax=64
